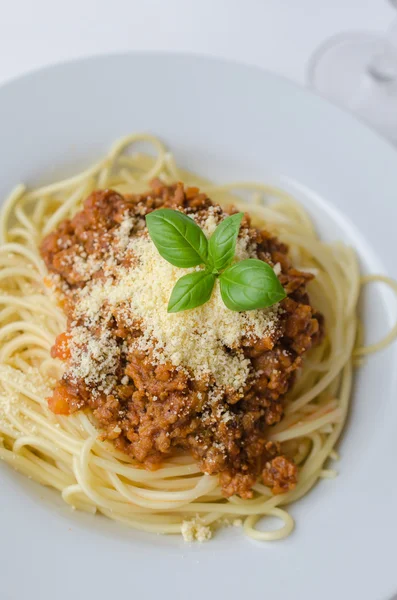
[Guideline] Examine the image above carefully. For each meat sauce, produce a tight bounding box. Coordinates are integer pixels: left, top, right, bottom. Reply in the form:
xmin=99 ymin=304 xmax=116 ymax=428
xmin=41 ymin=182 xmax=324 ymax=498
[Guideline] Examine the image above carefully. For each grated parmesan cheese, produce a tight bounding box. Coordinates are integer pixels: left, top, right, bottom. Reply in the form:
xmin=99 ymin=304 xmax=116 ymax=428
xmin=181 ymin=518 xmax=212 ymax=542
xmin=59 ymin=207 xmax=281 ymax=396
xmin=0 ymin=364 xmax=55 ymax=433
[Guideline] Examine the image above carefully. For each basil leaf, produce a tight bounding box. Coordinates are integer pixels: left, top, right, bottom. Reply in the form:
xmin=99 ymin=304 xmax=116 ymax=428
xmin=208 ymin=212 xmax=244 ymax=272
xmin=219 ymin=258 xmax=286 ymax=311
xmin=146 ymin=208 xmax=208 ymax=268
xmin=168 ymin=270 xmax=216 ymax=313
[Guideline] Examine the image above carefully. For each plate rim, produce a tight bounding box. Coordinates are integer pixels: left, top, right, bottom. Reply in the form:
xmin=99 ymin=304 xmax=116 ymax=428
xmin=2 ymin=47 xmax=397 ymax=157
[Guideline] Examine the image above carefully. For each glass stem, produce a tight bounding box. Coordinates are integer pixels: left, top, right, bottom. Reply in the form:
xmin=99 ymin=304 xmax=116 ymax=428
xmin=368 ymin=16 xmax=397 ymax=81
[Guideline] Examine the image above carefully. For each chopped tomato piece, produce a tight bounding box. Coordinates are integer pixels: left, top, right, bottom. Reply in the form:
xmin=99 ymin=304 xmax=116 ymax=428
xmin=48 ymin=383 xmax=72 ymax=415
xmin=51 ymin=332 xmax=71 ymax=361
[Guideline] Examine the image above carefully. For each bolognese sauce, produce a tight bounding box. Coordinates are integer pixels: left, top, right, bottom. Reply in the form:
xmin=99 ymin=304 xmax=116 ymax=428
xmin=40 ymin=182 xmax=323 ymax=498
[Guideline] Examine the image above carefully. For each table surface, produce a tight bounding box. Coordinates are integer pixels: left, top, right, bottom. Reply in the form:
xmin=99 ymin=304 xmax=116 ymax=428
xmin=1 ymin=0 xmax=395 ymax=87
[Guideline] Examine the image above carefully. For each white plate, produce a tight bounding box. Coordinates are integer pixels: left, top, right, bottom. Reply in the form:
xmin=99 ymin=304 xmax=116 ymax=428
xmin=1 ymin=53 xmax=397 ymax=600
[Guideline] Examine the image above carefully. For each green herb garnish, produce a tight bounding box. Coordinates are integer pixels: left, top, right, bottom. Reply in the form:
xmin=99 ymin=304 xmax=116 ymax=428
xmin=208 ymin=212 xmax=243 ymax=272
xmin=219 ymin=258 xmax=286 ymax=311
xmin=167 ymin=270 xmax=216 ymax=313
xmin=145 ymin=208 xmax=208 ymax=268
xmin=146 ymin=208 xmax=286 ymax=313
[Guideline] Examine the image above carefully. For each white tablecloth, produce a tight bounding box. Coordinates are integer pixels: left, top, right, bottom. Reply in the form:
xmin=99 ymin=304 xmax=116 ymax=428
xmin=0 ymin=0 xmax=394 ymax=86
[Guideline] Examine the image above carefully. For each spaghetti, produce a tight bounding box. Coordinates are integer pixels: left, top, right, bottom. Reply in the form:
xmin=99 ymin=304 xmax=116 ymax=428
xmin=0 ymin=133 xmax=396 ymax=541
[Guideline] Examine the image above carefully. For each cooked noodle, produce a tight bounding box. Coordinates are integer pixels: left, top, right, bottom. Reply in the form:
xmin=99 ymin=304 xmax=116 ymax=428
xmin=0 ymin=133 xmax=396 ymax=541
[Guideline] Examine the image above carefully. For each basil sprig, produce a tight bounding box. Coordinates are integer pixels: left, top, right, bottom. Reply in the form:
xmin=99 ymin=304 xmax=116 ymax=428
xmin=146 ymin=208 xmax=208 ymax=268
xmin=168 ymin=271 xmax=216 ymax=313
xmin=146 ymin=208 xmax=286 ymax=313
xmin=219 ymin=259 xmax=286 ymax=311
xmin=208 ymin=212 xmax=243 ymax=272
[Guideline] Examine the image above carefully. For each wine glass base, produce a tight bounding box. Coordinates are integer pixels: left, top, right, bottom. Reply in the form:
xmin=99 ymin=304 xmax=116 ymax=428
xmin=308 ymin=33 xmax=397 ymax=143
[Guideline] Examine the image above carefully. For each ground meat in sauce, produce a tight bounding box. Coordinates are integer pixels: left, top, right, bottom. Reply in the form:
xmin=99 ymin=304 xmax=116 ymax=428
xmin=40 ymin=181 xmax=324 ymax=498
